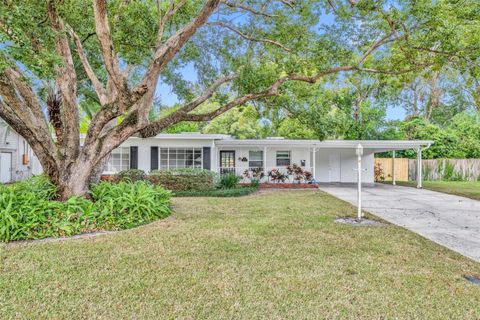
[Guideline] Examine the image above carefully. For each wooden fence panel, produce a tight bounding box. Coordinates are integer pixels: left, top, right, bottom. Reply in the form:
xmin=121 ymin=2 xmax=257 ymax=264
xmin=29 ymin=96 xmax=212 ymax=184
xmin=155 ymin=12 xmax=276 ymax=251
xmin=409 ymin=159 xmax=480 ymax=181
xmin=375 ymin=158 xmax=409 ymax=181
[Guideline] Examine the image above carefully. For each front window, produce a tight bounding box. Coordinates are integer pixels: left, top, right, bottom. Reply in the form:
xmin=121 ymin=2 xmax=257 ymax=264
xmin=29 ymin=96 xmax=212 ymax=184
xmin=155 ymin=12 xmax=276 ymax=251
xmin=160 ymin=148 xmax=202 ymax=169
xmin=249 ymin=151 xmax=263 ymax=169
xmin=106 ymin=147 xmax=130 ymax=172
xmin=276 ymin=151 xmax=291 ymax=166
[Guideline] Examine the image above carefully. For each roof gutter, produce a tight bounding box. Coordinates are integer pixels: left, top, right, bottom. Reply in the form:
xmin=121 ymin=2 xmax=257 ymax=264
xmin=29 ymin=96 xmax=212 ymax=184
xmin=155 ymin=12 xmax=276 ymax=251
xmin=421 ymin=142 xmax=432 ymax=152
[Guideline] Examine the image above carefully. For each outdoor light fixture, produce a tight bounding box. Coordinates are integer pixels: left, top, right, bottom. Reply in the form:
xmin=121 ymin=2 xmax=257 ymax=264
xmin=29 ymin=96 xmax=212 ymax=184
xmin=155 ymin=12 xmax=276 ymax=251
xmin=355 ymin=143 xmax=364 ymax=157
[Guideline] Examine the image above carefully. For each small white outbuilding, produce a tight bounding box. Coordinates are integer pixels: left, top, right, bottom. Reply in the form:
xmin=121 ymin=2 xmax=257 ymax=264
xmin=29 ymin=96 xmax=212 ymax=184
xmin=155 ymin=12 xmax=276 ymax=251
xmin=0 ymin=120 xmax=42 ymax=183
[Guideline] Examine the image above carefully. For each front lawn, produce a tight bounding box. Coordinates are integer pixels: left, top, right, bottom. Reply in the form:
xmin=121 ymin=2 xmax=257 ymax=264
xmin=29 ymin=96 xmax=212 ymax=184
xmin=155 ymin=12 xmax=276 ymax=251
xmin=386 ymin=180 xmax=480 ymax=200
xmin=1 ymin=190 xmax=479 ymax=319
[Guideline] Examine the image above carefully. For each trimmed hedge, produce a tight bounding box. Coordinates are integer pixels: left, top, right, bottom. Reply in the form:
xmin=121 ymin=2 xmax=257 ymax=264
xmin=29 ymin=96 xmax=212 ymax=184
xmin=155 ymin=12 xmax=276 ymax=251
xmin=115 ymin=169 xmax=147 ymax=183
xmin=173 ymin=186 xmax=258 ymax=197
xmin=148 ymin=168 xmax=216 ymax=191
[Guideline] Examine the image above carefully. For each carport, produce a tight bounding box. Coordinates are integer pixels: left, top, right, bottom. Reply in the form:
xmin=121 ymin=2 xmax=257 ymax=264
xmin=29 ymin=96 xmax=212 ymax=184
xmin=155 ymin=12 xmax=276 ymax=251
xmin=213 ymin=138 xmax=433 ymax=185
xmin=333 ymin=140 xmax=433 ymax=188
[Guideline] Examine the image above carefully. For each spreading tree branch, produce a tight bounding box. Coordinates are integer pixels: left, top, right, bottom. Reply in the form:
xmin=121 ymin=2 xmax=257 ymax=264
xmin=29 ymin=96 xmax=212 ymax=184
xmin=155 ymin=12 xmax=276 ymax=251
xmin=0 ymin=68 xmax=59 ymax=176
xmin=358 ymin=31 xmax=396 ymax=65
xmin=280 ymin=0 xmax=296 ymax=9
xmin=181 ymin=66 xmax=355 ymax=122
xmin=92 ymin=0 xmax=126 ymax=95
xmin=137 ymin=66 xmax=355 ymax=138
xmin=222 ymin=1 xmax=276 ymax=18
xmin=157 ymin=0 xmax=188 ymax=45
xmin=208 ymin=21 xmax=291 ymax=52
xmin=139 ymin=74 xmax=238 ymax=137
xmin=47 ymin=1 xmax=80 ymax=161
xmin=131 ymin=0 xmax=221 ymax=103
xmin=68 ymin=27 xmax=110 ymax=106
xmin=137 ymin=24 xmax=429 ymax=139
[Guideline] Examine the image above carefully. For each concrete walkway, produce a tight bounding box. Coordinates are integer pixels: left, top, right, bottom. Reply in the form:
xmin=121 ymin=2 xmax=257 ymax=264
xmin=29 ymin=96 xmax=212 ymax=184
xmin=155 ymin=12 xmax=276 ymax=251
xmin=318 ymin=183 xmax=480 ymax=262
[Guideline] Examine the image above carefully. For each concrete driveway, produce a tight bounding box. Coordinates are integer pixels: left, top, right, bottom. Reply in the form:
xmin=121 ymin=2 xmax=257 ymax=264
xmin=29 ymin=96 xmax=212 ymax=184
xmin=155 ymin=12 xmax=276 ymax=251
xmin=318 ymin=183 xmax=480 ymax=262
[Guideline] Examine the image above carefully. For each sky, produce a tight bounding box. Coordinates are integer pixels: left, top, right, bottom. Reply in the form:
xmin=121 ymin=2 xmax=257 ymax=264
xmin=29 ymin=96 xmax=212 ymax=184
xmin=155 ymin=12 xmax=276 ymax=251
xmin=386 ymin=105 xmax=406 ymax=120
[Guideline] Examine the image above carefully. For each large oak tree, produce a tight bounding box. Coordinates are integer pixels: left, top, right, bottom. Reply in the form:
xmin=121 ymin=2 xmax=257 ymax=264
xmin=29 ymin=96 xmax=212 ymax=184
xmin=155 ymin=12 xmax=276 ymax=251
xmin=0 ymin=0 xmax=478 ymax=198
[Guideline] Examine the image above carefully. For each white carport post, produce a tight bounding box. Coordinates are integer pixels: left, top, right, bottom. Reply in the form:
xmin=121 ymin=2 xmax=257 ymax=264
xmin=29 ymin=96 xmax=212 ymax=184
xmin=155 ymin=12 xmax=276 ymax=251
xmin=356 ymin=143 xmax=364 ymax=220
xmin=392 ymin=150 xmax=396 ymax=185
xmin=416 ymin=147 xmax=422 ymax=188
xmin=312 ymin=147 xmax=316 ymax=180
xmin=263 ymin=146 xmax=267 ymax=179
xmin=211 ymin=141 xmax=217 ymax=173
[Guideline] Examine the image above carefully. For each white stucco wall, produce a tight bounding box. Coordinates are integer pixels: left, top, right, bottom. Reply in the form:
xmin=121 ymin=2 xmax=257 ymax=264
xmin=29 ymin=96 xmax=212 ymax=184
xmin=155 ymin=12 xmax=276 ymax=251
xmin=120 ymin=137 xmax=216 ymax=173
xmin=314 ymin=148 xmax=374 ymax=183
xmin=116 ymin=139 xmax=376 ymax=184
xmin=215 ymin=146 xmax=313 ymax=175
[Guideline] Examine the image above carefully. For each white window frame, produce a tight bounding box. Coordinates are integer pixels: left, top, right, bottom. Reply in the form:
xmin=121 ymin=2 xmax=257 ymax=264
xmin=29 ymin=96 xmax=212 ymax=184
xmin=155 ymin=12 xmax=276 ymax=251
xmin=276 ymin=150 xmax=291 ymax=166
xmin=105 ymin=147 xmax=130 ymax=173
xmin=248 ymin=150 xmax=263 ymax=169
xmin=159 ymin=147 xmax=203 ymax=170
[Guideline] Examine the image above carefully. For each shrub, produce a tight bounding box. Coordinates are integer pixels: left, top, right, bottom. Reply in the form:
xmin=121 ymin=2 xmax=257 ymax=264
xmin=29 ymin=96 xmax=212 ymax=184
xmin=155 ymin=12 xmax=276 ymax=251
xmin=0 ymin=176 xmax=171 ymax=242
xmin=0 ymin=177 xmax=93 ymax=241
xmin=242 ymin=168 xmax=264 ymax=180
xmin=218 ymin=173 xmax=240 ymax=189
xmin=304 ymin=171 xmax=313 ymax=181
xmin=148 ymin=168 xmax=216 ymax=191
xmin=286 ymin=164 xmax=313 ymax=183
xmin=250 ymin=178 xmax=260 ymax=188
xmin=173 ymin=186 xmax=257 ymax=197
xmin=12 ymin=175 xmax=57 ymax=199
xmin=90 ymin=181 xmax=171 ymax=228
xmin=374 ymin=162 xmax=385 ymax=182
xmin=115 ymin=169 xmax=146 ymax=183
xmin=268 ymin=169 xmax=287 ymax=183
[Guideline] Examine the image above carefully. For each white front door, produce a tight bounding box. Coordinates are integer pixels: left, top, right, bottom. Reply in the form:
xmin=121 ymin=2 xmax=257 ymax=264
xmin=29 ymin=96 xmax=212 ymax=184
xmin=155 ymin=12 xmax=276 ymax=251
xmin=0 ymin=152 xmax=12 ymax=183
xmin=328 ymin=153 xmax=341 ymax=182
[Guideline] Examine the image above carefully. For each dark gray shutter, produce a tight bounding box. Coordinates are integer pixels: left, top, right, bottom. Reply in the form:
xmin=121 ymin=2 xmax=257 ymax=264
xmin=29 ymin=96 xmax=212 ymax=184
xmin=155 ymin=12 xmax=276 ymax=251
xmin=130 ymin=146 xmax=138 ymax=169
xmin=202 ymin=147 xmax=211 ymax=170
xmin=151 ymin=147 xmax=158 ymax=171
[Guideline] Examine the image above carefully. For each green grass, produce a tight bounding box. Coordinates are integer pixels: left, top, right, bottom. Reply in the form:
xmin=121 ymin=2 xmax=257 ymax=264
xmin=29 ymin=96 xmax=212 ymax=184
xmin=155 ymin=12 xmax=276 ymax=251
xmin=385 ymin=180 xmax=480 ymax=200
xmin=1 ymin=190 xmax=479 ymax=319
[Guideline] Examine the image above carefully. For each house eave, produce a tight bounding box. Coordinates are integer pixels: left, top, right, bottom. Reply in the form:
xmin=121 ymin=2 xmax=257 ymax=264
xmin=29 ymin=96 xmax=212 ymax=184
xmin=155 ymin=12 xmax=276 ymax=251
xmin=214 ymin=139 xmax=433 ymax=151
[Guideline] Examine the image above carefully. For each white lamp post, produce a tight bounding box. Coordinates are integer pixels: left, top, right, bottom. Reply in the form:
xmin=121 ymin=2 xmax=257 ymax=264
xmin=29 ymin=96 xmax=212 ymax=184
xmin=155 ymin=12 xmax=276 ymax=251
xmin=356 ymin=143 xmax=364 ymax=220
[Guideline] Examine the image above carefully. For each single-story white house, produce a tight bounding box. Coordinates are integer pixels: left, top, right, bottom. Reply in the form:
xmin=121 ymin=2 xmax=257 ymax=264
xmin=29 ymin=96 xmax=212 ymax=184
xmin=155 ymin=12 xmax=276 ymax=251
xmin=0 ymin=119 xmax=42 ymax=183
xmin=105 ymin=133 xmax=433 ymax=185
xmin=0 ymin=125 xmax=433 ymax=185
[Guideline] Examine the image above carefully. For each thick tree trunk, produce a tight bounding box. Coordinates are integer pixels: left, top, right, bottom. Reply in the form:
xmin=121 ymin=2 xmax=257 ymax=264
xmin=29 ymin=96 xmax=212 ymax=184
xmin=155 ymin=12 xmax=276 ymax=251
xmin=54 ymin=163 xmax=96 ymax=200
xmin=58 ymin=176 xmax=91 ymax=200
xmin=89 ymin=156 xmax=109 ymax=185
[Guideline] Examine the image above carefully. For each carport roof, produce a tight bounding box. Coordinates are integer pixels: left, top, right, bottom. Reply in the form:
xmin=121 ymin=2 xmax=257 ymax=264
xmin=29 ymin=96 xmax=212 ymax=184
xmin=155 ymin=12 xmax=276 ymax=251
xmin=214 ymin=139 xmax=433 ymax=151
